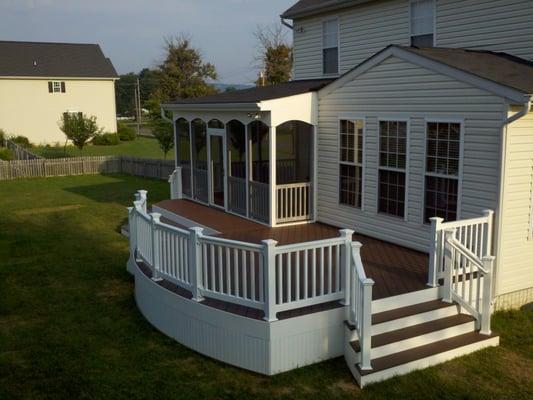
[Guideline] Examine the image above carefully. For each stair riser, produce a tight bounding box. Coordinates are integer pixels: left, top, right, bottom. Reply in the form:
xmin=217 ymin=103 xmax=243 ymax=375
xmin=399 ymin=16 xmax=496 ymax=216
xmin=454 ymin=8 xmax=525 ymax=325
xmin=372 ymin=305 xmax=458 ymax=336
xmin=372 ymin=287 xmax=440 ymax=314
xmin=358 ymin=336 xmax=499 ymax=388
xmin=370 ymin=321 xmax=476 ymax=359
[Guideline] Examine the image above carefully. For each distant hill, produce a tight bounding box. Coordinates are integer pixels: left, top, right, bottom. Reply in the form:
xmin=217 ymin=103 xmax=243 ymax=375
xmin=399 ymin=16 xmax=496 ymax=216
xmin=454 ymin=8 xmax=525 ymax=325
xmin=210 ymin=83 xmax=253 ymax=92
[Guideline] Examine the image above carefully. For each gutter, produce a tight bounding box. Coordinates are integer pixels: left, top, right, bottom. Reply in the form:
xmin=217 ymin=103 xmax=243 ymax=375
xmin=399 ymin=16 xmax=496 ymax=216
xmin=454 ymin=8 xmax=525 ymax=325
xmin=494 ymin=96 xmax=531 ymax=298
xmin=280 ymin=18 xmax=293 ymax=30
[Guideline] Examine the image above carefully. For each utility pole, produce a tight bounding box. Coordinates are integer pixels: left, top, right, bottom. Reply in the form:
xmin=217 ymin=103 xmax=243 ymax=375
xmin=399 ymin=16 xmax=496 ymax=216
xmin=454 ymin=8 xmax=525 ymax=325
xmin=136 ymin=77 xmax=141 ymax=136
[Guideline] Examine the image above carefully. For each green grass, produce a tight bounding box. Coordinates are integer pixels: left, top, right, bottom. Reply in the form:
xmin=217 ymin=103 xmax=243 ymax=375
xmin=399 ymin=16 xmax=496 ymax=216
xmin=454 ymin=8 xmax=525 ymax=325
xmin=0 ymin=174 xmax=532 ymax=399
xmin=32 ymin=137 xmax=174 ymax=160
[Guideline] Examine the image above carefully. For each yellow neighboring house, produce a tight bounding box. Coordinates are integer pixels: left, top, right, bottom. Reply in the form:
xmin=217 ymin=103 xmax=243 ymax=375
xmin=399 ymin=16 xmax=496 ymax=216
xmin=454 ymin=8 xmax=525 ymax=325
xmin=0 ymin=40 xmax=118 ymax=144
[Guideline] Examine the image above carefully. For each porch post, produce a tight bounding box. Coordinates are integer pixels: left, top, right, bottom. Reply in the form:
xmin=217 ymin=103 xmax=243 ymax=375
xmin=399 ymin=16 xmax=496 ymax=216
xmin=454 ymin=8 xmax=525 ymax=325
xmin=150 ymin=212 xmax=162 ymax=281
xmin=188 ymin=227 xmax=205 ymax=302
xmin=442 ymin=228 xmax=456 ymax=303
xmin=269 ymin=125 xmax=277 ymax=226
xmin=262 ymin=239 xmax=278 ymax=322
xmin=312 ymin=125 xmax=318 ymax=222
xmin=480 ymin=256 xmax=494 ymax=335
xmin=339 ymin=229 xmax=354 ymax=306
xmin=482 ymin=209 xmax=494 ymax=256
xmin=127 ymin=206 xmax=137 ymax=273
xmin=428 ymin=217 xmax=444 ymax=287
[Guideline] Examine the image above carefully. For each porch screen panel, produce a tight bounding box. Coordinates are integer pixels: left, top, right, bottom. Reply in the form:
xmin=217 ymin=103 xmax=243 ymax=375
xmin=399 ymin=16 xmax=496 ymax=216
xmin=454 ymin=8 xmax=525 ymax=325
xmin=339 ymin=119 xmax=363 ymax=208
xmin=191 ymin=118 xmax=208 ymax=203
xmin=175 ymin=118 xmax=192 ymax=197
xmin=249 ymin=121 xmax=269 ymax=223
xmin=424 ymin=122 xmax=461 ymax=222
xmin=227 ymin=120 xmax=246 ymax=216
xmin=276 ymin=121 xmax=312 ymax=185
xmin=378 ymin=120 xmax=407 ymax=218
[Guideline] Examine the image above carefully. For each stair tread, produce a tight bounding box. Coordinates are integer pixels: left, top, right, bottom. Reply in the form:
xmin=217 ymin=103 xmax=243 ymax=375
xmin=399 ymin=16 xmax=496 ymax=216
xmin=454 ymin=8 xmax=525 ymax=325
xmin=357 ymin=331 xmax=498 ymax=376
xmin=372 ymin=300 xmax=455 ymax=325
xmin=351 ymin=314 xmax=475 ymax=352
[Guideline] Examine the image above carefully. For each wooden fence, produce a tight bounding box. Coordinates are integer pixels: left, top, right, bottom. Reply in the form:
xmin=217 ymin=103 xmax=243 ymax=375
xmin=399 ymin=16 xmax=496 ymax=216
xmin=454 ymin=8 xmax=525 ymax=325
xmin=0 ymin=156 xmax=175 ymax=181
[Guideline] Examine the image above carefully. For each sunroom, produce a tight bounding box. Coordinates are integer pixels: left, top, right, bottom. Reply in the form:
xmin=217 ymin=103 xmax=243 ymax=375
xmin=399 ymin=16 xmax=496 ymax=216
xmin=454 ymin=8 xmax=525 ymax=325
xmin=162 ymin=79 xmax=332 ymax=226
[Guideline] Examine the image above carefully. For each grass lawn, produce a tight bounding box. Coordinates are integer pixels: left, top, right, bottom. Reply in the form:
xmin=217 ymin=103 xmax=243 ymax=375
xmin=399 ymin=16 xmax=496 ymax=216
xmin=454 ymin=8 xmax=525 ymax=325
xmin=0 ymin=174 xmax=531 ymax=399
xmin=32 ymin=136 xmax=174 ymax=160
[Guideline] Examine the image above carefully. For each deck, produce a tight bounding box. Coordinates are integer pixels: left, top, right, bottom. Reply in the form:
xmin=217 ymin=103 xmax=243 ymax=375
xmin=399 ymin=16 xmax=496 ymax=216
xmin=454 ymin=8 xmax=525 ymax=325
xmin=154 ymin=199 xmax=429 ymax=301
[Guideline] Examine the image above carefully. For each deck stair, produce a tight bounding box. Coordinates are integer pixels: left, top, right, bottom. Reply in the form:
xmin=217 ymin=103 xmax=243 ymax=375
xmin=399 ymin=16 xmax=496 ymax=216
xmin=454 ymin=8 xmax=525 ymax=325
xmin=344 ymin=289 xmax=499 ymax=387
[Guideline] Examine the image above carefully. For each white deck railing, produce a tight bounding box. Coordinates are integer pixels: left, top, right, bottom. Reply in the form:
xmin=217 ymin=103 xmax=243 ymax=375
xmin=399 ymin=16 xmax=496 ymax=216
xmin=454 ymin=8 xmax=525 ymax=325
xmin=276 ymin=182 xmax=312 ymax=223
xmin=127 ymin=191 xmax=368 ymax=324
xmin=348 ymin=241 xmax=374 ymax=371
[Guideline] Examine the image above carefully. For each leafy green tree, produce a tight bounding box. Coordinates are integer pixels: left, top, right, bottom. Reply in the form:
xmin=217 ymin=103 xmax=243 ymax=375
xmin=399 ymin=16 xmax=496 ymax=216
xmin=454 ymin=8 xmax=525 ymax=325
xmin=254 ymin=23 xmax=293 ymax=86
xmin=151 ymin=119 xmax=174 ymax=159
xmin=115 ymin=72 xmax=137 ymax=116
xmin=58 ymin=113 xmax=101 ymax=152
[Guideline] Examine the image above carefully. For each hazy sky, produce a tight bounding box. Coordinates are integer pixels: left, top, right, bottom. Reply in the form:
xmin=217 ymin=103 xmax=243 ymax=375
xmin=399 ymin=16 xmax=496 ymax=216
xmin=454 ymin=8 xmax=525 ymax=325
xmin=0 ymin=0 xmax=296 ymax=84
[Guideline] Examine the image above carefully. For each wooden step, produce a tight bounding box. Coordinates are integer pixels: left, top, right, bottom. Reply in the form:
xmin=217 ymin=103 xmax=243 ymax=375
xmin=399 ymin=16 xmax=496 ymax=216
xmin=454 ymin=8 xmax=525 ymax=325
xmin=351 ymin=314 xmax=475 ymax=353
xmin=372 ymin=300 xmax=455 ymax=325
xmin=356 ymin=332 xmax=499 ymax=378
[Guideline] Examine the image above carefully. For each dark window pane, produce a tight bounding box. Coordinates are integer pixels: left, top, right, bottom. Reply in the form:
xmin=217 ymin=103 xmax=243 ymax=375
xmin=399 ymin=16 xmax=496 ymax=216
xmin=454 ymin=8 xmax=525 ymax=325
xmin=323 ymin=47 xmax=339 ymax=74
xmin=379 ymin=120 xmax=407 ymax=169
xmin=339 ymin=164 xmax=362 ymax=208
xmin=424 ymin=176 xmax=459 ymax=222
xmin=378 ymin=170 xmax=405 ymax=218
xmin=411 ymin=34 xmax=434 ymax=47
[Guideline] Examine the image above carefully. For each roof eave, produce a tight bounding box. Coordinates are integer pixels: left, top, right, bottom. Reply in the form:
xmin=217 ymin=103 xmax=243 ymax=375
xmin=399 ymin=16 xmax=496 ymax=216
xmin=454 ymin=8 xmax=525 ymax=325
xmin=281 ymin=0 xmax=372 ymax=19
xmin=161 ymin=102 xmax=261 ymax=112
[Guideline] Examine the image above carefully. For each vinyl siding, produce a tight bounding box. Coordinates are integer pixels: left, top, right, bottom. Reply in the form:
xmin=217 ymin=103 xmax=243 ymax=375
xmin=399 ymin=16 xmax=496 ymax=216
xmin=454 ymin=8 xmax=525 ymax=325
xmin=498 ymin=109 xmax=533 ymax=296
xmin=292 ymin=0 xmax=533 ymax=80
xmin=316 ymin=56 xmax=505 ymax=251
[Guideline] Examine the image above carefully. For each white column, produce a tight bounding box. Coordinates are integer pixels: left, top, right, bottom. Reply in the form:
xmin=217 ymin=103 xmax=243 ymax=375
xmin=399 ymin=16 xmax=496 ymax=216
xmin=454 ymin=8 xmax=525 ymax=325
xmin=442 ymin=228 xmax=456 ymax=303
xmin=312 ymin=125 xmax=318 ymax=222
xmin=262 ymin=239 xmax=278 ymax=322
xmin=428 ymin=217 xmax=444 ymax=287
xmin=359 ymin=277 xmax=374 ymax=371
xmin=480 ymin=256 xmax=495 ymax=335
xmin=189 ymin=227 xmax=205 ymax=302
xmin=339 ymin=229 xmax=354 ymax=306
xmin=269 ymin=125 xmax=277 ymax=227
xmin=482 ymin=209 xmax=495 ymax=256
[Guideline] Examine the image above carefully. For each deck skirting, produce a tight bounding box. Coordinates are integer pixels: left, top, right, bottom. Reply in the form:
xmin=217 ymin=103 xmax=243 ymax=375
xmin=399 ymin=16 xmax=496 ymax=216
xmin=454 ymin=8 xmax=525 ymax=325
xmin=494 ymin=287 xmax=533 ymax=311
xmin=132 ymin=259 xmax=345 ymax=375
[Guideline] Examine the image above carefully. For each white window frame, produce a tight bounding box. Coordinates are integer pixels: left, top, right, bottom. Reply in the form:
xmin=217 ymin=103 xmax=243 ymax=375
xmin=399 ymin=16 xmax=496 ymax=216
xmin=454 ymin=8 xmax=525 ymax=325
xmin=409 ymin=0 xmax=436 ymax=47
xmin=337 ymin=115 xmax=366 ymax=210
xmin=422 ymin=118 xmax=464 ymax=224
xmin=52 ymin=81 xmax=62 ymax=93
xmin=377 ymin=117 xmax=410 ymax=221
xmin=321 ymin=17 xmax=340 ymax=76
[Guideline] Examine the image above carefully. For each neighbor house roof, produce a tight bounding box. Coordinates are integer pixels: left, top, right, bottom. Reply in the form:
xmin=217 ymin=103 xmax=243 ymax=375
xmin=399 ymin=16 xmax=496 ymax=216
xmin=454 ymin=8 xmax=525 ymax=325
xmin=281 ymin=0 xmax=374 ymax=19
xmin=165 ymin=79 xmax=334 ymax=105
xmin=0 ymin=41 xmax=118 ymax=78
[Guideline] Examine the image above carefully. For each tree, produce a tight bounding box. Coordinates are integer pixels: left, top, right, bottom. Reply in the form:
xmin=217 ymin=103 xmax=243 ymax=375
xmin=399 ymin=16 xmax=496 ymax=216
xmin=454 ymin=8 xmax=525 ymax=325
xmin=115 ymin=73 xmax=137 ymax=116
xmin=58 ymin=113 xmax=101 ymax=152
xmin=254 ymin=23 xmax=293 ymax=86
xmin=148 ymin=35 xmax=218 ymax=117
xmin=151 ymin=119 xmax=174 ymax=159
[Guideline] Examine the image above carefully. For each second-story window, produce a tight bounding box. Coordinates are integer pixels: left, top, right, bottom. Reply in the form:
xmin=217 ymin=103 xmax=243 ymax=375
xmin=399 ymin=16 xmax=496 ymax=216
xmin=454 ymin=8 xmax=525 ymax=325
xmin=410 ymin=0 xmax=435 ymax=47
xmin=48 ymin=81 xmax=66 ymax=93
xmin=322 ymin=19 xmax=339 ymax=75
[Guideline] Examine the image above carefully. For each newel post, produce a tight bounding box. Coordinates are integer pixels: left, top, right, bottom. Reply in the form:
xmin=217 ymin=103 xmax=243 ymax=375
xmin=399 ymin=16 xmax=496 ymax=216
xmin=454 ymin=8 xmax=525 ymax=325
xmin=262 ymin=239 xmax=278 ymax=322
xmin=169 ymin=167 xmax=183 ymax=200
xmin=480 ymin=256 xmax=495 ymax=335
xmin=428 ymin=217 xmax=444 ymax=287
xmin=482 ymin=209 xmax=495 ymax=256
xmin=339 ymin=229 xmax=354 ymax=306
xmin=136 ymin=190 xmax=148 ymax=212
xmin=127 ymin=206 xmax=137 ymax=272
xmin=442 ymin=228 xmax=456 ymax=303
xmin=359 ymin=277 xmax=374 ymax=371
xmin=189 ymin=227 xmax=205 ymax=302
xmin=150 ymin=212 xmax=162 ymax=281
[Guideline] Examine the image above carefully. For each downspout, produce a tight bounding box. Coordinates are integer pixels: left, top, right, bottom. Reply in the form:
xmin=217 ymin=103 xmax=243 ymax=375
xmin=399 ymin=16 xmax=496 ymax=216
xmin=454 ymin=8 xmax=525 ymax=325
xmin=280 ymin=17 xmax=293 ymax=30
xmin=160 ymin=105 xmax=172 ymax=123
xmin=493 ymin=97 xmax=531 ymax=299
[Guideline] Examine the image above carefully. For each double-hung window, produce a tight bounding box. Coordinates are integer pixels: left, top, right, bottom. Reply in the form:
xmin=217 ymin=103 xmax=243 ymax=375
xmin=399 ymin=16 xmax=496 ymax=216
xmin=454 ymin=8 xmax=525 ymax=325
xmin=424 ymin=122 xmax=461 ymax=222
xmin=322 ymin=19 xmax=339 ymax=75
xmin=410 ymin=0 xmax=435 ymax=47
xmin=48 ymin=81 xmax=66 ymax=93
xmin=378 ymin=120 xmax=407 ymax=218
xmin=339 ymin=119 xmax=364 ymax=208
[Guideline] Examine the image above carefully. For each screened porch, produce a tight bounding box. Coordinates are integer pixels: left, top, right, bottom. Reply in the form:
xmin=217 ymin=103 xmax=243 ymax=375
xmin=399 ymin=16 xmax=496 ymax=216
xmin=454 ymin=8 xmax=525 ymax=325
xmin=173 ymin=117 xmax=315 ymax=226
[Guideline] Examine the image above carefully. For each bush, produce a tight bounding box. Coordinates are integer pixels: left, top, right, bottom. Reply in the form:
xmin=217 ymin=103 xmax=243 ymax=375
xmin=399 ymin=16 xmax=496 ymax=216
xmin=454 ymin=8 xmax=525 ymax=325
xmin=0 ymin=129 xmax=6 ymax=145
xmin=0 ymin=147 xmax=13 ymax=161
xmin=117 ymin=122 xmax=136 ymax=141
xmin=10 ymin=135 xmax=32 ymax=148
xmin=92 ymin=132 xmax=120 ymax=146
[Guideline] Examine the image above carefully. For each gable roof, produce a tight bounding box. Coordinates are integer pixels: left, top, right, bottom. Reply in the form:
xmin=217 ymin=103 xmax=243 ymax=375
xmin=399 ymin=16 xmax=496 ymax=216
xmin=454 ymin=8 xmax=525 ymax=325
xmin=164 ymin=79 xmax=333 ymax=106
xmin=281 ymin=0 xmax=374 ymax=19
xmin=0 ymin=41 xmax=118 ymax=79
xmin=320 ymin=46 xmax=533 ymax=103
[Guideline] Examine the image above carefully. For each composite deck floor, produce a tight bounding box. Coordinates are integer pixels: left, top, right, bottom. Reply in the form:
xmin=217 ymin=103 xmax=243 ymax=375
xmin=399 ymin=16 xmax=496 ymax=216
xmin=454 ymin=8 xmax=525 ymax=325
xmin=155 ymin=199 xmax=429 ymax=301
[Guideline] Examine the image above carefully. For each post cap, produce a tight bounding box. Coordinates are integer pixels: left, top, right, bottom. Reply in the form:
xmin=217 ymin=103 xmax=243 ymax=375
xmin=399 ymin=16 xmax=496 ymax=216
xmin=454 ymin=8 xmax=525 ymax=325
xmin=133 ymin=200 xmax=143 ymax=209
xmin=351 ymin=241 xmax=363 ymax=250
xmin=339 ymin=228 xmax=355 ymax=238
xmin=189 ymin=226 xmax=204 ymax=235
xmin=261 ymin=239 xmax=278 ymax=247
xmin=150 ymin=212 xmax=162 ymax=222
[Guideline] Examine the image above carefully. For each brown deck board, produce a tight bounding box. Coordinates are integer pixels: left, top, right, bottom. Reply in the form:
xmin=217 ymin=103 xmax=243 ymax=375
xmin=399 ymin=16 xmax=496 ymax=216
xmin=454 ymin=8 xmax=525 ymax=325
xmin=153 ymin=199 xmax=430 ymax=301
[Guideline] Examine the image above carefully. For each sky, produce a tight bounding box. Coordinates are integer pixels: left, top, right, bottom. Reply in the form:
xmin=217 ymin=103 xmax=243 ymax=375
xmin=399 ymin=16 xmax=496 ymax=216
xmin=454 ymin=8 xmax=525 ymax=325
xmin=0 ymin=0 xmax=296 ymax=84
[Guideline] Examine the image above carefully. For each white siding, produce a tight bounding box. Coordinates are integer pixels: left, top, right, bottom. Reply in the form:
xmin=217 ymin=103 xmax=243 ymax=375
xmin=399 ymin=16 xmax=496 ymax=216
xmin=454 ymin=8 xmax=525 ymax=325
xmin=498 ymin=109 xmax=533 ymax=296
xmin=292 ymin=0 xmax=533 ymax=80
xmin=317 ymin=56 xmax=505 ymax=251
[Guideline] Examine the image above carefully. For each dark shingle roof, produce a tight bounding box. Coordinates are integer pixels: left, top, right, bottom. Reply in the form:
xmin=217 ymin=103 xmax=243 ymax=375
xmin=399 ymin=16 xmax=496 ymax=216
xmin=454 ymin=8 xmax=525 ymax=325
xmin=0 ymin=41 xmax=118 ymax=78
xmin=281 ymin=0 xmax=372 ymax=19
xmin=166 ymin=79 xmax=334 ymax=105
xmin=401 ymin=46 xmax=533 ymax=95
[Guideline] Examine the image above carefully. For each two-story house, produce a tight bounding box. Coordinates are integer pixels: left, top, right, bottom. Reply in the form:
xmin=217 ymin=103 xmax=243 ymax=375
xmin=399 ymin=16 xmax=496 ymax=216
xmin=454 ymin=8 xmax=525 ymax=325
xmin=125 ymin=0 xmax=533 ymax=387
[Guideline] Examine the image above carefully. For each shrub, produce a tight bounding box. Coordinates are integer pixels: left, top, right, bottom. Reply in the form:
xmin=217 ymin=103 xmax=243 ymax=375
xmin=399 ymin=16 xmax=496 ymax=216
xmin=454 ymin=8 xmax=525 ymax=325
xmin=0 ymin=129 xmax=6 ymax=145
xmin=10 ymin=135 xmax=32 ymax=148
xmin=117 ymin=122 xmax=136 ymax=141
xmin=0 ymin=147 xmax=13 ymax=161
xmin=151 ymin=119 xmax=174 ymax=159
xmin=92 ymin=132 xmax=120 ymax=146
xmin=59 ymin=112 xmax=101 ymax=151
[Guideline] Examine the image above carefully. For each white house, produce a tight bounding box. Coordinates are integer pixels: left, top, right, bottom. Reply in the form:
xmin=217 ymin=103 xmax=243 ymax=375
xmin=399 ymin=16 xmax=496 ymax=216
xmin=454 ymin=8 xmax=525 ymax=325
xmin=126 ymin=0 xmax=533 ymax=387
xmin=0 ymin=41 xmax=118 ymax=144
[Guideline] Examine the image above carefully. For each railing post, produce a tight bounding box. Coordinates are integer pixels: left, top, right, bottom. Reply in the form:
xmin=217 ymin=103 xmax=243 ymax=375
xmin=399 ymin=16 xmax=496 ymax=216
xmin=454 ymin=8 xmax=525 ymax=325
xmin=480 ymin=256 xmax=494 ymax=335
xmin=135 ymin=190 xmax=148 ymax=212
xmin=189 ymin=227 xmax=205 ymax=302
xmin=150 ymin=212 xmax=162 ymax=281
xmin=169 ymin=167 xmax=183 ymax=200
xmin=262 ymin=239 xmax=278 ymax=322
xmin=133 ymin=200 xmax=144 ymax=262
xmin=482 ymin=209 xmax=494 ymax=256
xmin=339 ymin=229 xmax=354 ymax=306
xmin=359 ymin=278 xmax=374 ymax=371
xmin=442 ymin=228 xmax=456 ymax=303
xmin=127 ymin=206 xmax=137 ymax=273
xmin=428 ymin=217 xmax=444 ymax=287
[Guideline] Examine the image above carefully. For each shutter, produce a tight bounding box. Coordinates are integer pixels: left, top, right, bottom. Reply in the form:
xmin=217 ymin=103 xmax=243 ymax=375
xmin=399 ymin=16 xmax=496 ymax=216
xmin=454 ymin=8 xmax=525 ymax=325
xmin=48 ymin=81 xmax=53 ymax=93
xmin=61 ymin=82 xmax=66 ymax=93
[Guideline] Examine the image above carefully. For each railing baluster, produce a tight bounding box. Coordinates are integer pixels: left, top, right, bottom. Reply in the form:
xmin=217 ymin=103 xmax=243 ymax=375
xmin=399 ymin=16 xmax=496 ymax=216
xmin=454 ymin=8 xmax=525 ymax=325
xmin=234 ymin=248 xmax=239 ymax=297
xmin=295 ymin=250 xmax=300 ymax=301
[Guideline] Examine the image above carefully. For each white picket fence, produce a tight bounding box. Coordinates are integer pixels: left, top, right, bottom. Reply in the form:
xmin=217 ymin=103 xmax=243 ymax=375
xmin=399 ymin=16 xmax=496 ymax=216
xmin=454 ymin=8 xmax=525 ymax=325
xmin=127 ymin=190 xmax=371 ymax=326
